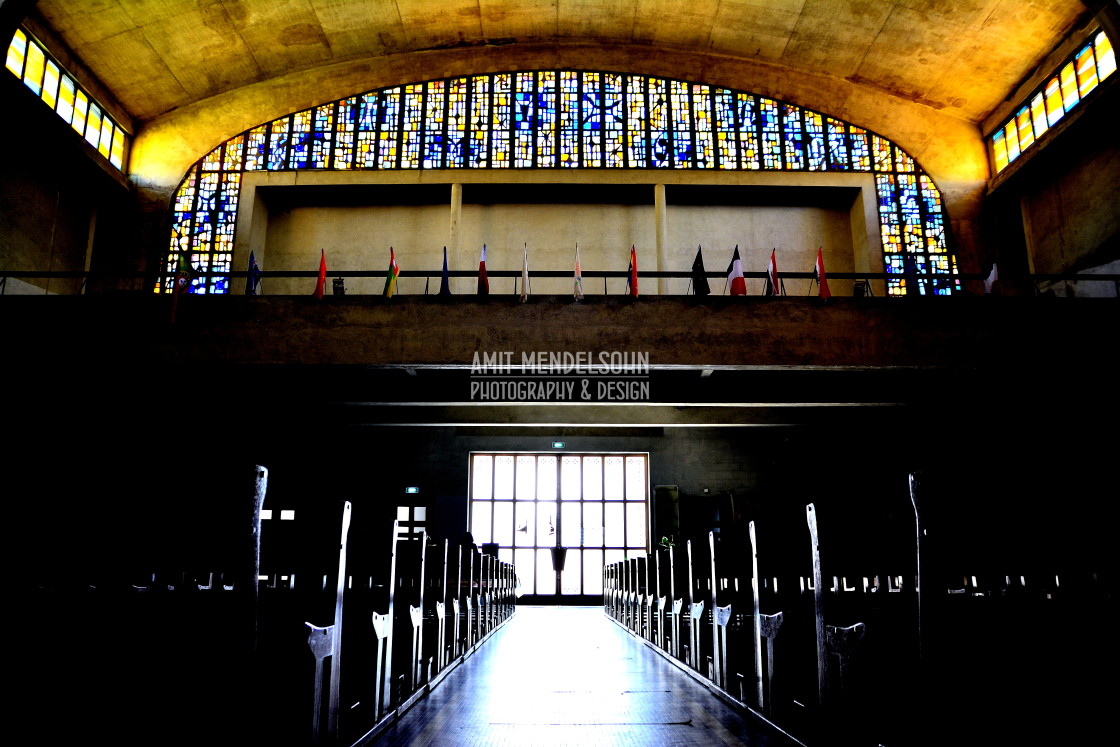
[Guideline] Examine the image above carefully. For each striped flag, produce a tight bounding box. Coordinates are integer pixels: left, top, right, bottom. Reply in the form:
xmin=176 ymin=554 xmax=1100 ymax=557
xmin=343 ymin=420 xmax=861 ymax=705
xmin=383 ymin=247 xmax=399 ymax=297
xmin=727 ymin=246 xmax=746 ymax=295
xmin=766 ymin=248 xmax=780 ymax=296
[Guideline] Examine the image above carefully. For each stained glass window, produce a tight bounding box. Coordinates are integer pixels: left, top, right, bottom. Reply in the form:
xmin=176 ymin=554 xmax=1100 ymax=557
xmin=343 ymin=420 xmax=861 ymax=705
xmin=990 ymin=28 xmax=1114 ymax=174
xmin=161 ymin=70 xmax=958 ymax=296
xmin=6 ymin=27 xmax=129 ymax=170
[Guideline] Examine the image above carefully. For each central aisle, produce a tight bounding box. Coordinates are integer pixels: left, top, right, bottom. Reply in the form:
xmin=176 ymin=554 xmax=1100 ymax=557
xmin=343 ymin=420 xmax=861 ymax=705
xmin=371 ymin=605 xmax=801 ymax=746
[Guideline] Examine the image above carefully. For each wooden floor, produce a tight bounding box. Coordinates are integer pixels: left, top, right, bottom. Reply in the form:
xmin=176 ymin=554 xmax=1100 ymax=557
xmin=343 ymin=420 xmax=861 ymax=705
xmin=370 ymin=606 xmax=802 ymax=746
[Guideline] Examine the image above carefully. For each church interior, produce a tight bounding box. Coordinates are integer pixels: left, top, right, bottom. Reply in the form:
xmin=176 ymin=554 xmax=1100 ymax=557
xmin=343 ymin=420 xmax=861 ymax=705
xmin=3 ymin=1 xmax=1117 ymax=745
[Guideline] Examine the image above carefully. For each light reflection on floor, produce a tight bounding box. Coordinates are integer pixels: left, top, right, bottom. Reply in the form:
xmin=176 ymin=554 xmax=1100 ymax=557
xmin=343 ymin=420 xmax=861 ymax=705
xmin=370 ymin=605 xmax=800 ymax=746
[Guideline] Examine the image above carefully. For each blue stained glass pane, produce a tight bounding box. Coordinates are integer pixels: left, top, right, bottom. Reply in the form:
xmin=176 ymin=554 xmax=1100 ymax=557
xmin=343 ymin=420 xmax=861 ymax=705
xmin=289 ymin=110 xmax=311 ymax=169
xmin=559 ymin=71 xmax=579 ymax=167
xmin=692 ymin=85 xmax=713 ymax=168
xmin=491 ymin=73 xmax=511 ymax=167
xmin=424 ymin=80 xmax=446 ymax=169
xmin=805 ymin=111 xmax=826 ymax=171
xmin=826 ymin=118 xmax=849 ymax=170
xmin=379 ymin=88 xmax=401 ymax=167
xmin=311 ymin=105 xmax=333 ymax=168
xmin=736 ymin=93 xmax=759 ymax=169
xmin=850 ymin=126 xmax=871 ymax=170
xmin=626 ymin=76 xmax=647 ymax=167
xmin=648 ymin=78 xmax=669 ymax=167
xmin=401 ymin=84 xmax=424 ymax=169
xmin=714 ymin=90 xmax=738 ymax=169
xmin=514 ymin=72 xmax=535 ymax=168
xmin=356 ymin=93 xmax=378 ymax=167
xmin=268 ymin=116 xmax=290 ymax=170
xmin=447 ymin=78 xmax=468 ymax=168
xmin=333 ymin=98 xmax=356 ymax=169
xmin=782 ymin=105 xmax=804 ymax=169
xmin=536 ymin=72 xmax=557 ymax=166
xmin=470 ymin=76 xmax=491 ymax=167
xmin=760 ymin=98 xmax=781 ymax=169
xmin=582 ymin=72 xmax=603 ymax=168
xmin=670 ymin=80 xmax=692 ymax=167
xmin=603 ymin=73 xmax=624 ymax=167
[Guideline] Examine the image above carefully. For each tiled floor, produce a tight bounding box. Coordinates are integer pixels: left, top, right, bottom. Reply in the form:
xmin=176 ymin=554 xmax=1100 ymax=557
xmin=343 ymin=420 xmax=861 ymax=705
xmin=370 ymin=605 xmax=801 ymax=746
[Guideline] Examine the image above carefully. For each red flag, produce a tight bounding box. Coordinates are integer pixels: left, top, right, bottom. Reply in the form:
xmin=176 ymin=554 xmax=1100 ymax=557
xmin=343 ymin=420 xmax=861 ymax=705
xmin=727 ymin=246 xmax=746 ymax=296
xmin=814 ymin=248 xmax=832 ymax=299
xmin=766 ymin=249 xmax=781 ymax=296
xmin=313 ymin=249 xmax=326 ymax=299
xmin=478 ymin=244 xmax=489 ymax=295
xmin=627 ymin=245 xmax=638 ymax=297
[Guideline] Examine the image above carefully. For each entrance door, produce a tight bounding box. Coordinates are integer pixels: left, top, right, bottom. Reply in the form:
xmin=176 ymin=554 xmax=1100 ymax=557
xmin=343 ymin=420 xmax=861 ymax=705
xmin=469 ymin=453 xmax=649 ymax=604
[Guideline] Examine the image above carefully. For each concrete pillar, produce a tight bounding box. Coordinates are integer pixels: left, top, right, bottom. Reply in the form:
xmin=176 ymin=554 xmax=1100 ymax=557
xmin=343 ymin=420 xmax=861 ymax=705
xmin=450 ymin=182 xmax=463 ymax=293
xmin=654 ymin=183 xmax=668 ymax=295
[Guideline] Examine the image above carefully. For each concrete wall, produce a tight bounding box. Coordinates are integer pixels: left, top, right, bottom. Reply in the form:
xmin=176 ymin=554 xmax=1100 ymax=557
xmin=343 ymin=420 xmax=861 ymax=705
xmin=984 ymin=79 xmax=1120 ymax=296
xmin=261 ymin=202 xmax=853 ymax=296
xmin=0 ymin=74 xmax=135 ymax=295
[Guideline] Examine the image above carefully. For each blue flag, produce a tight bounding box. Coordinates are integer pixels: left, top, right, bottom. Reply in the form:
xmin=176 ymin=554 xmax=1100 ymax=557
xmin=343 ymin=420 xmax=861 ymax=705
xmin=245 ymin=251 xmax=262 ymax=295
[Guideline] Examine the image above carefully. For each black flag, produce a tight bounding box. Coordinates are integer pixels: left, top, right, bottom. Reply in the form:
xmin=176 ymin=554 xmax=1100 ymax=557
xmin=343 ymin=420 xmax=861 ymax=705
xmin=691 ymin=245 xmax=710 ymax=296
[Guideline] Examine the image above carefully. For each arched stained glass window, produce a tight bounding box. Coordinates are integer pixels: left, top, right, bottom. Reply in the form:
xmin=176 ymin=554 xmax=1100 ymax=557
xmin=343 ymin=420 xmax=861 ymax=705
xmin=161 ymin=71 xmax=958 ymax=296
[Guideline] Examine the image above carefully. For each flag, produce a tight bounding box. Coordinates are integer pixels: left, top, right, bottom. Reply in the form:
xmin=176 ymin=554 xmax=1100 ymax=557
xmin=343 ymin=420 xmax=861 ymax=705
xmin=627 ymin=245 xmax=638 ymax=297
xmin=691 ymin=245 xmax=710 ymax=296
xmin=245 ymin=251 xmax=262 ymax=296
xmin=983 ymin=262 xmax=998 ymax=294
xmin=766 ymin=248 xmax=780 ymax=296
xmin=814 ymin=247 xmax=832 ymax=300
xmin=312 ymin=249 xmax=326 ymax=299
xmin=519 ymin=243 xmax=529 ymax=303
xmin=902 ymin=252 xmax=919 ymax=295
xmin=439 ymin=246 xmax=451 ymax=296
xmin=170 ymin=250 xmax=196 ymax=323
xmin=727 ymin=245 xmax=746 ymax=295
xmin=478 ymin=244 xmax=489 ymax=295
xmin=574 ymin=244 xmax=584 ymax=300
xmin=173 ymin=250 xmax=195 ymax=295
xmin=383 ymin=247 xmax=399 ymax=297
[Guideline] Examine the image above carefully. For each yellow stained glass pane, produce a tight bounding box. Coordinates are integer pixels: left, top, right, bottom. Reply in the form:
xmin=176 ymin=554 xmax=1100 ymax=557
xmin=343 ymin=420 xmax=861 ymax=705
xmin=72 ymin=90 xmax=88 ymax=135
xmin=1060 ymin=62 xmax=1079 ymax=111
xmin=1044 ymin=77 xmax=1064 ymax=126
xmin=1004 ymin=122 xmax=1020 ymax=162
xmin=1015 ymin=107 xmax=1033 ymax=151
xmin=1075 ymin=45 xmax=1098 ymax=97
xmin=23 ymin=38 xmax=44 ymax=94
xmin=992 ymin=130 xmax=1008 ymax=173
xmin=5 ymin=29 xmax=27 ymax=75
xmin=1095 ymin=31 xmax=1115 ymax=80
xmin=1030 ymin=93 xmax=1047 ymax=139
xmin=41 ymin=60 xmax=59 ymax=108
xmin=98 ymin=117 xmax=114 ymax=157
xmin=110 ymin=126 xmax=125 ymax=168
xmin=85 ymin=103 xmax=103 ymax=147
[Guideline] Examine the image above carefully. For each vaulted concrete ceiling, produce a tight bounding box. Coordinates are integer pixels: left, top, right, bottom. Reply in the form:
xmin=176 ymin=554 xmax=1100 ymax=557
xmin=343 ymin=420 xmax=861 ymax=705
xmin=34 ymin=0 xmax=1093 ymax=127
